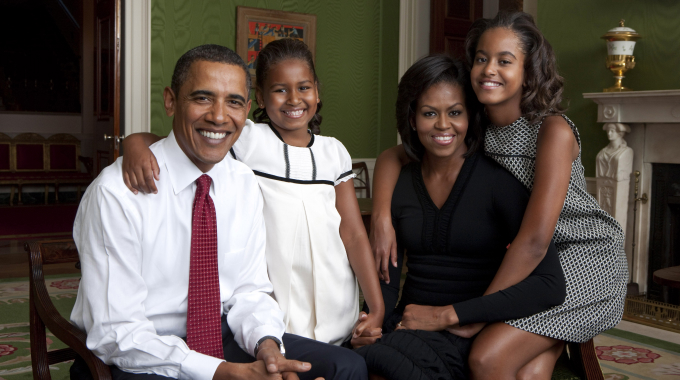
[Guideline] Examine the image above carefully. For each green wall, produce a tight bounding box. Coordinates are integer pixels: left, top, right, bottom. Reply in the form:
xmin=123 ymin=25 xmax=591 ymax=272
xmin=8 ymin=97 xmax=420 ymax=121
xmin=150 ymin=0 xmax=399 ymax=158
xmin=537 ymin=0 xmax=680 ymax=177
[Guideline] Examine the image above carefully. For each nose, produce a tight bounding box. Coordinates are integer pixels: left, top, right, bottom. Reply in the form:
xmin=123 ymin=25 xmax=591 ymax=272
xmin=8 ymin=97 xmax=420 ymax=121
xmin=483 ymin=61 xmax=496 ymax=77
xmin=435 ymin=115 xmax=448 ymax=130
xmin=287 ymin=89 xmax=301 ymax=105
xmin=206 ymin=101 xmax=227 ymax=125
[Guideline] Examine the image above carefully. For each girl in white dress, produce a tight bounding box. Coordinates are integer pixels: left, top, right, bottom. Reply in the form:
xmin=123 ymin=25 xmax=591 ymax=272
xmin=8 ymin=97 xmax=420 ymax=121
xmin=121 ymin=39 xmax=384 ymax=347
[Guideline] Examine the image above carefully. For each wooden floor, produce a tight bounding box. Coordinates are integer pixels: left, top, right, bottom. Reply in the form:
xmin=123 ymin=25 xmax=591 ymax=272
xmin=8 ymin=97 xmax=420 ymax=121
xmin=0 ymin=239 xmax=80 ymax=279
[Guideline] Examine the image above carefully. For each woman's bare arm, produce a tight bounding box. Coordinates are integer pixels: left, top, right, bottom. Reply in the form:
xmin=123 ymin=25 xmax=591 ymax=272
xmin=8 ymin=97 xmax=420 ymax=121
xmin=482 ymin=116 xmax=578 ymax=295
xmin=121 ymin=133 xmax=163 ymax=194
xmin=335 ymin=180 xmax=385 ymax=346
xmin=370 ymin=144 xmax=410 ymax=283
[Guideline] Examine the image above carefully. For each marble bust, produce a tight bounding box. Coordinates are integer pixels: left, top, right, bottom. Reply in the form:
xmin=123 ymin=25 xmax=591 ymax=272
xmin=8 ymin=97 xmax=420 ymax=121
xmin=596 ymin=123 xmax=633 ymax=181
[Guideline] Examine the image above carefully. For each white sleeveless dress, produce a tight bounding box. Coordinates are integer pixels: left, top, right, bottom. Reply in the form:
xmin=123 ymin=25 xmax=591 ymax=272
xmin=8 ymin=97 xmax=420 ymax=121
xmin=231 ymin=120 xmax=359 ymax=345
xmin=484 ymin=115 xmax=628 ymax=343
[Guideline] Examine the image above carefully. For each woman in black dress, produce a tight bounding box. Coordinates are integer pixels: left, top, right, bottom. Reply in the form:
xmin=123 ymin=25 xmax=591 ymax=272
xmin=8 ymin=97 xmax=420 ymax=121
xmin=352 ymin=55 xmax=566 ymax=379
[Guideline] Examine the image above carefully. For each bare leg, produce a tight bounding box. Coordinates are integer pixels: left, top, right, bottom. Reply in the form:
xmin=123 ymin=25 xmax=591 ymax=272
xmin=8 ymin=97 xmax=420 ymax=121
xmin=516 ymin=340 xmax=565 ymax=380
xmin=468 ymin=322 xmax=560 ymax=380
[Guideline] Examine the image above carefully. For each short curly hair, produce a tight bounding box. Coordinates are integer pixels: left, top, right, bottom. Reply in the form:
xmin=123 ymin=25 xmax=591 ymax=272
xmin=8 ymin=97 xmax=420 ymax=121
xmin=465 ymin=11 xmax=566 ymax=124
xmin=396 ymin=54 xmax=483 ymax=162
xmin=171 ymin=44 xmax=250 ymax=97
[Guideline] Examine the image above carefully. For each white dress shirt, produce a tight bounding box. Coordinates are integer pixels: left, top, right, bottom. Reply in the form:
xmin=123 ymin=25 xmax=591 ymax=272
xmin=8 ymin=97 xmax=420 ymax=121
xmin=71 ymin=131 xmax=285 ymax=380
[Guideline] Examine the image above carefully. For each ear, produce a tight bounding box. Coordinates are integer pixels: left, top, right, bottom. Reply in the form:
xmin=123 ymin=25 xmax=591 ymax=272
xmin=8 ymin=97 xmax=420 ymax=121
xmin=163 ymin=87 xmax=176 ymax=117
xmin=255 ymin=89 xmax=264 ymax=108
xmin=315 ymin=81 xmax=320 ymax=103
xmin=246 ymin=99 xmax=252 ymax=115
xmin=409 ymin=115 xmax=417 ymax=131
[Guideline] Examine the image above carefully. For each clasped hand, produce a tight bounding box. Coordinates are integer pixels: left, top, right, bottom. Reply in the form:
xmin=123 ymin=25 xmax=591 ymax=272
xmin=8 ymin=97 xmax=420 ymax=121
xmin=395 ymin=304 xmax=486 ymax=338
xmin=350 ymin=312 xmax=383 ymax=348
xmin=213 ymin=340 xmax=322 ymax=380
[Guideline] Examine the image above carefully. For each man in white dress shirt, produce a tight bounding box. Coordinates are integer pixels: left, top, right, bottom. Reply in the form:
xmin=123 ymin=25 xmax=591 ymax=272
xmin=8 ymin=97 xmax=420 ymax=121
xmin=69 ymin=44 xmax=367 ymax=380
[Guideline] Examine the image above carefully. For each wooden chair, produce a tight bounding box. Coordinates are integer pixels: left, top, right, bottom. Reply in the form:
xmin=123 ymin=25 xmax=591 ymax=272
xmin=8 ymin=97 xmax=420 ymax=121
xmin=565 ymin=340 xmax=605 ymax=380
xmin=26 ymin=239 xmax=112 ymax=380
xmin=352 ymin=162 xmax=370 ymax=198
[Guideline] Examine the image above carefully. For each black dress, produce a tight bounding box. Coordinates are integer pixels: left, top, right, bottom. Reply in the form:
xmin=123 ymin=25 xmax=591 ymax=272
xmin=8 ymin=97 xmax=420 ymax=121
xmin=355 ymin=153 xmax=566 ymax=380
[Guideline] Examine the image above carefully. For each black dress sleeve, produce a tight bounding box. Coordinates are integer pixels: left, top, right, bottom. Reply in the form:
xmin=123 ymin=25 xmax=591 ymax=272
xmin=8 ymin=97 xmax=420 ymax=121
xmin=452 ymin=165 xmax=567 ymax=325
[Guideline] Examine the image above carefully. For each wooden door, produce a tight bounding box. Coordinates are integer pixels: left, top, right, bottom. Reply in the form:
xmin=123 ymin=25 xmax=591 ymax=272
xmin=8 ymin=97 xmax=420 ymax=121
xmin=95 ymin=0 xmax=122 ymax=159
xmin=429 ymin=0 xmax=483 ymax=59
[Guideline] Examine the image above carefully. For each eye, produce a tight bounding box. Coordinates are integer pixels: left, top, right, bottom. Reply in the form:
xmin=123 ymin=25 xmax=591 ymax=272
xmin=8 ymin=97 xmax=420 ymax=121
xmin=423 ymin=111 xmax=436 ymax=117
xmin=475 ymin=56 xmax=487 ymax=63
xmin=194 ymin=96 xmax=210 ymax=103
xmin=449 ymin=110 xmax=462 ymax=116
xmin=299 ymin=86 xmax=311 ymax=91
xmin=499 ymin=59 xmax=512 ymax=65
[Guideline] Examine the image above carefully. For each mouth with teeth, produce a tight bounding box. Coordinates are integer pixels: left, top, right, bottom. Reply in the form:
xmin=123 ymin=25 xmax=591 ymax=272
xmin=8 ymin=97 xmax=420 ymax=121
xmin=198 ymin=129 xmax=228 ymax=140
xmin=432 ymin=134 xmax=455 ymax=145
xmin=480 ymin=81 xmax=502 ymax=89
xmin=283 ymin=109 xmax=305 ymax=119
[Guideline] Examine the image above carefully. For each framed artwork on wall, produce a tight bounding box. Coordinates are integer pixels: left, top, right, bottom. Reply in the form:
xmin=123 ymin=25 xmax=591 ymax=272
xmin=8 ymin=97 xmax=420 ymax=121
xmin=236 ymin=6 xmax=317 ymax=87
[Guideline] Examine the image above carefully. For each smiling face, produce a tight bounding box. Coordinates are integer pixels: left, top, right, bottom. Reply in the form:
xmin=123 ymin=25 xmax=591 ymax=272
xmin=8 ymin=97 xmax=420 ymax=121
xmin=413 ymin=81 xmax=468 ymax=160
xmin=255 ymin=58 xmax=319 ymax=139
xmin=470 ymin=27 xmax=526 ymax=115
xmin=164 ymin=60 xmax=251 ymax=172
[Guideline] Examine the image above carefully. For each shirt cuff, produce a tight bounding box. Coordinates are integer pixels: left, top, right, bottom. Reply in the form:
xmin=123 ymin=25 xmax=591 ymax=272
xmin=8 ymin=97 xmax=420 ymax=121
xmin=246 ymin=325 xmax=285 ymax=357
xmin=452 ymin=298 xmax=489 ymax=326
xmin=180 ymin=351 xmax=224 ymax=380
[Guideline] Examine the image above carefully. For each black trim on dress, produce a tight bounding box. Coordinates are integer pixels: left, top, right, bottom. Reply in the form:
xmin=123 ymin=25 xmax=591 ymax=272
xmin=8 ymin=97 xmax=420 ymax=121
xmin=336 ymin=170 xmax=354 ymax=182
xmin=253 ymin=170 xmax=334 ymax=186
xmin=284 ymin=144 xmax=290 ymax=178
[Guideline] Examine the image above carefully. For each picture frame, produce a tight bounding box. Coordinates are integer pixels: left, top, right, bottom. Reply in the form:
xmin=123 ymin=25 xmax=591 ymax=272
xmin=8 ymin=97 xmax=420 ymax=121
xmin=236 ymin=6 xmax=317 ymax=87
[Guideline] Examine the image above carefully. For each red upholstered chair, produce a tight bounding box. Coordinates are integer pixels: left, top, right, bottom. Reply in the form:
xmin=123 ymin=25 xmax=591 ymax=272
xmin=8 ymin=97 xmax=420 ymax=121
xmin=0 ymin=133 xmax=10 ymax=171
xmin=14 ymin=133 xmax=46 ymax=171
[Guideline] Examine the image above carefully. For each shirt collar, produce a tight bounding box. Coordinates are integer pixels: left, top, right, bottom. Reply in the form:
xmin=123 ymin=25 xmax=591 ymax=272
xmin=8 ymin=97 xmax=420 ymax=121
xmin=162 ymin=130 xmax=224 ymax=195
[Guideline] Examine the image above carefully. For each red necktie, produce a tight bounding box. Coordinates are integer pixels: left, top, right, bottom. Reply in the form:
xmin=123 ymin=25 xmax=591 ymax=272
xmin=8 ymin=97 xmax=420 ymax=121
xmin=186 ymin=174 xmax=224 ymax=359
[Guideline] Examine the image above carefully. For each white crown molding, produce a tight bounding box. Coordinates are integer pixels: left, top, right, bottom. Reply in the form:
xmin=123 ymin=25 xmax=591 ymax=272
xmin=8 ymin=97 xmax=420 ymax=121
xmin=124 ymin=0 xmax=151 ymax=135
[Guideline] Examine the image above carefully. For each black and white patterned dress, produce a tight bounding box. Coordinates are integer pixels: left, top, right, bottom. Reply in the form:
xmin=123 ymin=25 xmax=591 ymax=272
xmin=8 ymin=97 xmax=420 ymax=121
xmin=484 ymin=115 xmax=628 ymax=343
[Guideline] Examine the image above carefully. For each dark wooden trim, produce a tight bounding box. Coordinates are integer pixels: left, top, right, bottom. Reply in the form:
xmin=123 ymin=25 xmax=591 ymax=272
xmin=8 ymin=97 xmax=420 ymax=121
xmin=26 ymin=240 xmax=112 ymax=380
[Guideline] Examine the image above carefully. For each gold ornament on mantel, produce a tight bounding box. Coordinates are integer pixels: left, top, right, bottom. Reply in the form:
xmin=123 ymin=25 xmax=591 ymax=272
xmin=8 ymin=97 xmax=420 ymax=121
xmin=601 ymin=19 xmax=641 ymax=92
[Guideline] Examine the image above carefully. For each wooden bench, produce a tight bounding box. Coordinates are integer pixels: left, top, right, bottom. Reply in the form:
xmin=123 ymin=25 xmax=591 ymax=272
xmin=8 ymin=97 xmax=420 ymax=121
xmin=0 ymin=133 xmax=93 ymax=205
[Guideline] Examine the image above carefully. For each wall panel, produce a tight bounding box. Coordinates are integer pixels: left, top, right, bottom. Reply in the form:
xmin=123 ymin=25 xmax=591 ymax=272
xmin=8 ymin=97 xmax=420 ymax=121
xmin=538 ymin=0 xmax=680 ymax=176
xmin=150 ymin=0 xmax=399 ymax=158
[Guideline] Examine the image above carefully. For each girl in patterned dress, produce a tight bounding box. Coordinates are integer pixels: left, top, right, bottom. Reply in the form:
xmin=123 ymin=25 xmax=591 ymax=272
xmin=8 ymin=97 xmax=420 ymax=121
xmin=119 ymin=39 xmax=385 ymax=348
xmin=371 ymin=11 xmax=627 ymax=380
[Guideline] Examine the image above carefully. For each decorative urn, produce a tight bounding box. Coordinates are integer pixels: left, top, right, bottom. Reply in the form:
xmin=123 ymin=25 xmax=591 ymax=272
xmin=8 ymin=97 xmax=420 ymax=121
xmin=601 ymin=20 xmax=641 ymax=92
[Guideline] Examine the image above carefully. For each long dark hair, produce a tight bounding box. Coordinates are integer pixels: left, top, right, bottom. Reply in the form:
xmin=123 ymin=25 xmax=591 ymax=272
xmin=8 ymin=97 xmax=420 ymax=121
xmin=252 ymin=38 xmax=323 ymax=134
xmin=465 ymin=11 xmax=566 ymax=124
xmin=396 ymin=54 xmax=484 ymax=161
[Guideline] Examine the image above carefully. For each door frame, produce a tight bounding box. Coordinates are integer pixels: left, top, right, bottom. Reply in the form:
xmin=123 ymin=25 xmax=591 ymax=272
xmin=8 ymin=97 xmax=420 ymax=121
xmin=124 ymin=0 xmax=151 ymax=135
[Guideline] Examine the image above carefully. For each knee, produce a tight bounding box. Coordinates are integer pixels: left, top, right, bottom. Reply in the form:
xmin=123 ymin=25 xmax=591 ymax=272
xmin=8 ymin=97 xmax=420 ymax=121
xmin=330 ymin=348 xmax=368 ymax=380
xmin=468 ymin=345 xmax=497 ymax=380
xmin=468 ymin=344 xmax=512 ymax=380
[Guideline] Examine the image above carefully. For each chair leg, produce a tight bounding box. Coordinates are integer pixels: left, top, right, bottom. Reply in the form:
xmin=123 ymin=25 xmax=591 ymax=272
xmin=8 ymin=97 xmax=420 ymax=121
xmin=29 ymin=295 xmax=52 ymax=380
xmin=45 ymin=185 xmax=49 ymax=205
xmin=18 ymin=184 xmax=23 ymax=205
xmin=9 ymin=185 xmax=15 ymax=206
xmin=569 ymin=339 xmax=604 ymax=380
xmin=55 ymin=183 xmax=60 ymax=204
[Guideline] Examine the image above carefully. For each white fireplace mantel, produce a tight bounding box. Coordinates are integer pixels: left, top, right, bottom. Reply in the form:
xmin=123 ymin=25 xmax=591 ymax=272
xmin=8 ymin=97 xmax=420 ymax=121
xmin=584 ymin=90 xmax=680 ymax=124
xmin=584 ymin=90 xmax=680 ymax=293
